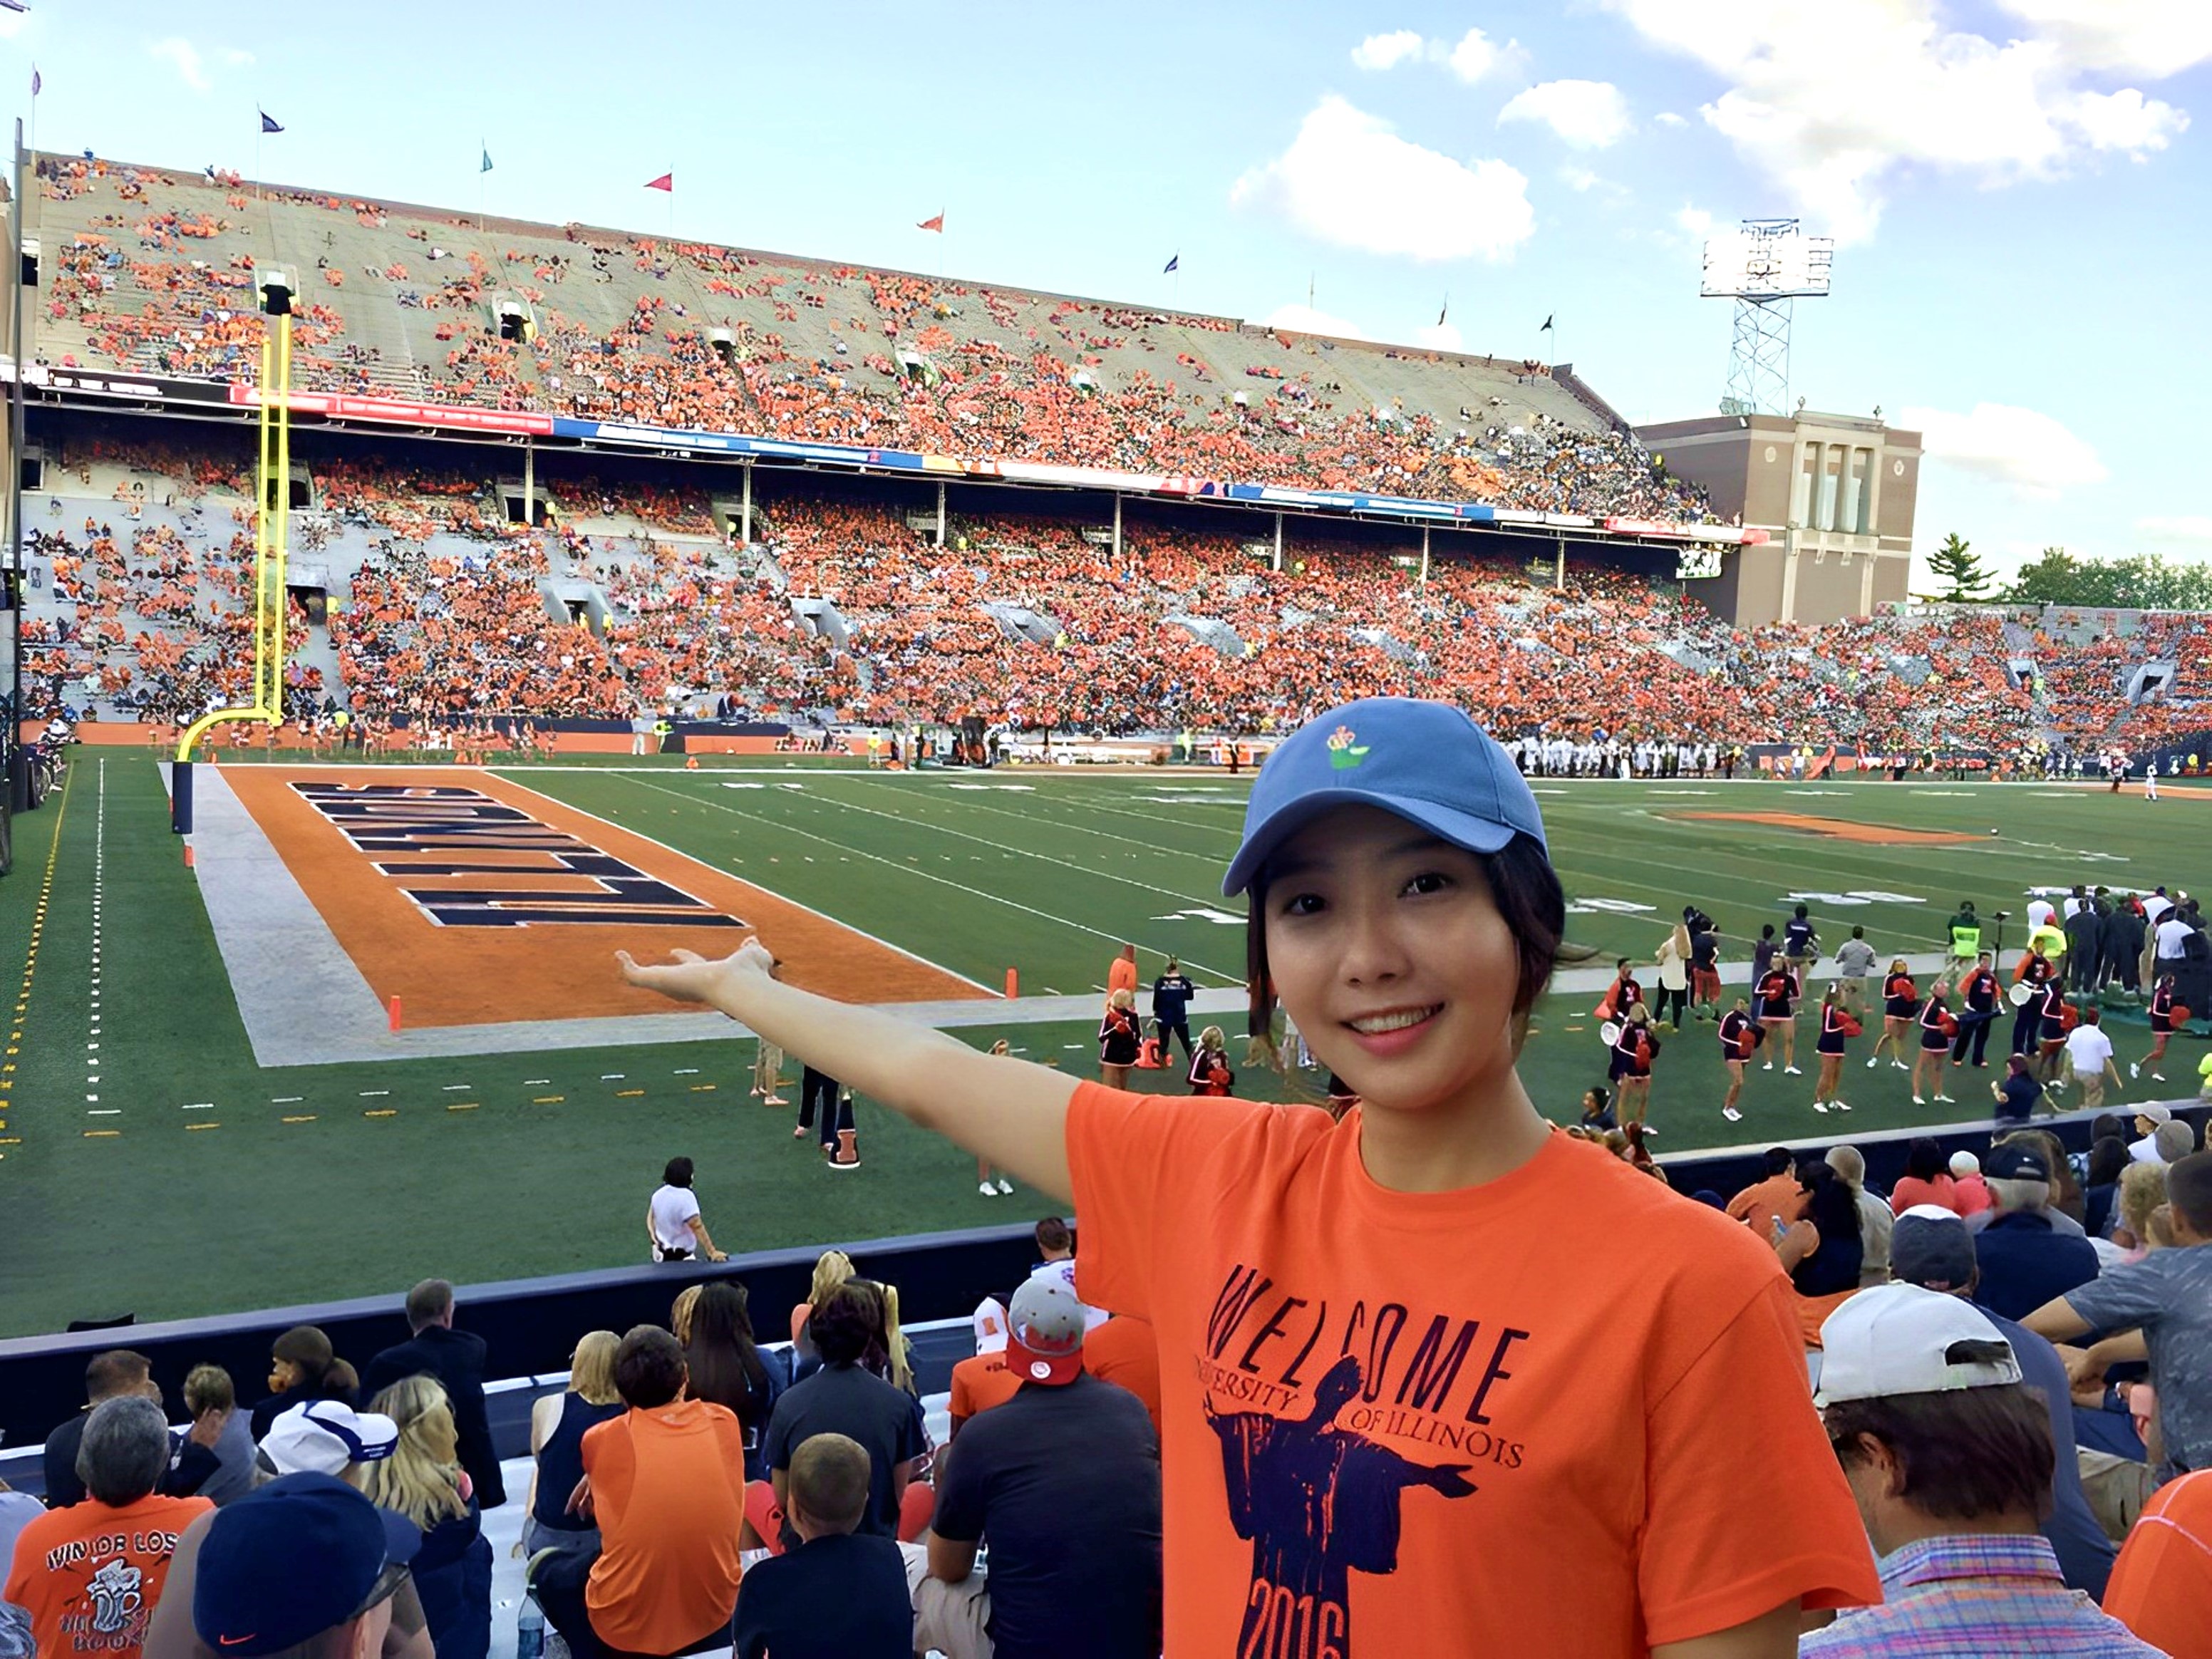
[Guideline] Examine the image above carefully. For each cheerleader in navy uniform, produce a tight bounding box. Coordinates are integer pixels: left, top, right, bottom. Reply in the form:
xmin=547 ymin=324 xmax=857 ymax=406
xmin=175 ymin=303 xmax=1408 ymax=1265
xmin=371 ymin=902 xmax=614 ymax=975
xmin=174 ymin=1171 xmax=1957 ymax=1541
xmin=1611 ymin=1003 xmax=1659 ymax=1131
xmin=2133 ymin=973 xmax=2183 ymax=1082
xmin=2033 ymin=981 xmax=2071 ymax=1085
xmin=1869 ymin=958 xmax=1916 ymax=1070
xmin=1187 ymin=1025 xmax=1235 ymax=1096
xmin=1811 ymin=983 xmax=1862 ymax=1114
xmin=1755 ymin=961 xmax=1802 ymax=1075
xmin=1913 ymin=980 xmax=1958 ymax=1107
xmin=1718 ymin=996 xmax=1758 ymax=1123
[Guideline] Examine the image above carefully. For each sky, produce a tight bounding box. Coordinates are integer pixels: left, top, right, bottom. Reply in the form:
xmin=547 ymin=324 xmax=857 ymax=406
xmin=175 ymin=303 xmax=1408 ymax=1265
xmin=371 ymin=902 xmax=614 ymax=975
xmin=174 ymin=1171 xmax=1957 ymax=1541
xmin=4 ymin=0 xmax=2208 ymax=586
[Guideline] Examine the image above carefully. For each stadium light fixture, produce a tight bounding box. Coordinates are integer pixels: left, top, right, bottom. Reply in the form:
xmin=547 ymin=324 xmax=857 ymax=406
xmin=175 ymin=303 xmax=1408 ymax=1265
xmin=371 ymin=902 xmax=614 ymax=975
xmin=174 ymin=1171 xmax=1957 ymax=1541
xmin=1701 ymin=219 xmax=1834 ymax=418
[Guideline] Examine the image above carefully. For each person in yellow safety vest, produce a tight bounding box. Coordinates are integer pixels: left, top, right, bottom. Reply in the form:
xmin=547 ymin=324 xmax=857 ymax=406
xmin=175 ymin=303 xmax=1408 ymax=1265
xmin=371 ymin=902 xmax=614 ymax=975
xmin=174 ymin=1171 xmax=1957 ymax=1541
xmin=867 ymin=734 xmax=883 ymax=768
xmin=2027 ymin=919 xmax=2069 ymax=973
xmin=1948 ymin=900 xmax=1983 ymax=964
xmin=1177 ymin=728 xmax=1194 ymax=763
xmin=653 ymin=717 xmax=673 ymax=754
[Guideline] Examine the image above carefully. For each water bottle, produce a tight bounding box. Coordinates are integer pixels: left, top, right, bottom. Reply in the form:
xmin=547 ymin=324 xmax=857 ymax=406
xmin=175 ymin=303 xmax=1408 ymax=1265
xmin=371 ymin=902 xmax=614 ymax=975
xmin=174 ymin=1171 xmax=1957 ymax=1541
xmin=516 ymin=1599 xmax=544 ymax=1659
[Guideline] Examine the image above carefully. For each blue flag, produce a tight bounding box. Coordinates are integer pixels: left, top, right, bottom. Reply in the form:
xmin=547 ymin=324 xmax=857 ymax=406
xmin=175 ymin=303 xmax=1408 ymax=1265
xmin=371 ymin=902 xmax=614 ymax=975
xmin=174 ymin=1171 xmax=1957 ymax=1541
xmin=1163 ymin=253 xmax=1179 ymax=274
xmin=481 ymin=145 xmax=493 ymax=174
xmin=260 ymin=110 xmax=284 ymax=134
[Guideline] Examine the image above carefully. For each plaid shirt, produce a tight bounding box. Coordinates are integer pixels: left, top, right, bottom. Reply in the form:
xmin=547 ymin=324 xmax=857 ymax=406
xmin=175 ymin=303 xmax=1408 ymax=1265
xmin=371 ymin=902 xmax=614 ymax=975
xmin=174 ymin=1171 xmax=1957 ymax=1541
xmin=1797 ymin=1534 xmax=2164 ymax=1655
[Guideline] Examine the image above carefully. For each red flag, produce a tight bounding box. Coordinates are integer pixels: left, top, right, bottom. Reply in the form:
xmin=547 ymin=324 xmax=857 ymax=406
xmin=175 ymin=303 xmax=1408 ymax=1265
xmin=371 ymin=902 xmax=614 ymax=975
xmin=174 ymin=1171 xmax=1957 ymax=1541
xmin=916 ymin=212 xmax=944 ymax=232
xmin=644 ymin=172 xmax=673 ymax=192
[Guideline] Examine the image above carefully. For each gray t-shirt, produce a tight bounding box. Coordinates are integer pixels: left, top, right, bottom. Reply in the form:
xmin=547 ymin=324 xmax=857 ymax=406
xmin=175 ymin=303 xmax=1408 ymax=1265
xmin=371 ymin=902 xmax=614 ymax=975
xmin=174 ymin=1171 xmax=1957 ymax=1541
xmin=1835 ymin=939 xmax=1878 ymax=978
xmin=2063 ymin=1241 xmax=2212 ymax=1479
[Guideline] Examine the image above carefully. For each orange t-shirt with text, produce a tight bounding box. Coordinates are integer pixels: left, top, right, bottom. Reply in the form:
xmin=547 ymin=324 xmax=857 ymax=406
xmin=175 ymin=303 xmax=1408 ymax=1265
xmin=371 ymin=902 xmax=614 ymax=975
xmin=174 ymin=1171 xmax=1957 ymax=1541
xmin=4 ymin=1492 xmax=212 ymax=1659
xmin=1067 ymin=1085 xmax=1879 ymax=1658
xmin=949 ymin=1352 xmax=1023 ymax=1429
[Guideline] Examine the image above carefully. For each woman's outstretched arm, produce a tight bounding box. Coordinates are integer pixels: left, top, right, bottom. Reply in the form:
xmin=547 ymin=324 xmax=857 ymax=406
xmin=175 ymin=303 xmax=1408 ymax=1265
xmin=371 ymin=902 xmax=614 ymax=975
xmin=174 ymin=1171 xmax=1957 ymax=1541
xmin=620 ymin=943 xmax=1075 ymax=1200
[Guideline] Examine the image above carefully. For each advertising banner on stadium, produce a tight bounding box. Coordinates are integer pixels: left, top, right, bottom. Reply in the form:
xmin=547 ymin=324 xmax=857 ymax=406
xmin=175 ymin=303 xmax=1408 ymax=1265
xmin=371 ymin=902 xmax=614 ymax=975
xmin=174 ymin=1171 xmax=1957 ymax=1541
xmin=228 ymin=385 xmax=555 ymax=435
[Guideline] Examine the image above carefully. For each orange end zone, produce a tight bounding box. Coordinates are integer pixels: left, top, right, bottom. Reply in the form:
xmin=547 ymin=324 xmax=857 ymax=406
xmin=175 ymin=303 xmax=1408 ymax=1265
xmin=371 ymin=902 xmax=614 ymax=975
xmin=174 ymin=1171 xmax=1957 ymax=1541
xmin=220 ymin=768 xmax=990 ymax=1025
xmin=1665 ymin=811 xmax=1985 ymax=846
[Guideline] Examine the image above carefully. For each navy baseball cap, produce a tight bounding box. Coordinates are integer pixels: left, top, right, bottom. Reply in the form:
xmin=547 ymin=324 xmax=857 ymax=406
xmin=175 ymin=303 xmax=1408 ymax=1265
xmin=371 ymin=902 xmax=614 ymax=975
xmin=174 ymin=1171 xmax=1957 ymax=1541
xmin=194 ymin=1473 xmax=419 ymax=1656
xmin=1224 ymin=698 xmax=1546 ymax=899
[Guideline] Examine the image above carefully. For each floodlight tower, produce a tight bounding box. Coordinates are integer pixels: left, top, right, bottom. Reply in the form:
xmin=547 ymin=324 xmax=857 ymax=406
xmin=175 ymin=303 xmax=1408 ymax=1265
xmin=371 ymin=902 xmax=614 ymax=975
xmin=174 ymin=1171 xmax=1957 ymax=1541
xmin=1701 ymin=219 xmax=1834 ymax=416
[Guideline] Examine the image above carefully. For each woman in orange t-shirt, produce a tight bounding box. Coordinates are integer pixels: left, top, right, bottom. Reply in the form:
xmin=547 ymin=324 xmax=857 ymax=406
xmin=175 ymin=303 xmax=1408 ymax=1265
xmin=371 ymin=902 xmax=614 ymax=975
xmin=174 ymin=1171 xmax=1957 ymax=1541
xmin=619 ymin=697 xmax=1880 ymax=1657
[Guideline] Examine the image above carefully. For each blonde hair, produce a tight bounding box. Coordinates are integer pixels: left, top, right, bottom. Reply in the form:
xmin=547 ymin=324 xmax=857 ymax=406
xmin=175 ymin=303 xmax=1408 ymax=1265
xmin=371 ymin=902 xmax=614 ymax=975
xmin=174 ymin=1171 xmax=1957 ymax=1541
xmin=2119 ymin=1161 xmax=2168 ymax=1243
xmin=569 ymin=1330 xmax=621 ymax=1406
xmin=810 ymin=1249 xmax=856 ymax=1307
xmin=357 ymin=1374 xmax=467 ymax=1530
xmin=1198 ymin=1025 xmax=1225 ymax=1053
xmin=1110 ymin=988 xmax=1135 ymax=1011
xmin=669 ymin=1286 xmax=702 ymax=1347
xmin=879 ymin=1281 xmax=914 ymax=1395
xmin=2146 ymin=1204 xmax=2178 ymax=1250
xmin=990 ymin=1039 xmax=1009 ymax=1056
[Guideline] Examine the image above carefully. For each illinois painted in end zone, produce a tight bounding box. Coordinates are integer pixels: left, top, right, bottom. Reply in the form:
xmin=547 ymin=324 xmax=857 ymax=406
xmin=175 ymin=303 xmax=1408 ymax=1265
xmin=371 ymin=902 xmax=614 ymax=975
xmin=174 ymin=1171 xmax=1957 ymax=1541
xmin=217 ymin=768 xmax=990 ymax=1028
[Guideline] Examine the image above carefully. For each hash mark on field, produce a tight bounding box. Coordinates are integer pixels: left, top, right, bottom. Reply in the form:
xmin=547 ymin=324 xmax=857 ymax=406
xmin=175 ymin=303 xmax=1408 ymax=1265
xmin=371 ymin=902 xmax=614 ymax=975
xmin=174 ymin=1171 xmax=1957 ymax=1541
xmin=1063 ymin=1043 xmax=1087 ymax=1050
xmin=532 ymin=1095 xmax=565 ymax=1104
xmin=187 ymin=1123 xmax=220 ymax=1132
xmin=84 ymin=1130 xmax=120 ymax=1138
xmin=447 ymin=1102 xmax=477 ymax=1112
xmin=673 ymin=1068 xmax=700 ymax=1075
xmin=689 ymin=1083 xmax=716 ymax=1092
xmin=442 ymin=1084 xmax=474 ymax=1092
xmin=87 ymin=1108 xmax=120 ymax=1116
xmin=523 ymin=1077 xmax=552 ymax=1085
xmin=364 ymin=1109 xmax=398 ymax=1118
xmin=271 ymin=1096 xmax=302 ymax=1104
xmin=600 ymin=1073 xmax=626 ymax=1080
xmin=616 ymin=1088 xmax=645 ymax=1097
xmin=281 ymin=1115 xmax=317 ymax=1125
xmin=359 ymin=1090 xmax=390 ymax=1098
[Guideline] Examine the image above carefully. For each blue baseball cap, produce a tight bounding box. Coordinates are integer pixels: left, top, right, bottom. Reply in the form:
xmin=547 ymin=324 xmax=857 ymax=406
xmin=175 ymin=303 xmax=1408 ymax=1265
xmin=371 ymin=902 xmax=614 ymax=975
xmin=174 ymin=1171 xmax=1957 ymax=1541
xmin=194 ymin=1473 xmax=420 ymax=1657
xmin=1224 ymin=698 xmax=1546 ymax=898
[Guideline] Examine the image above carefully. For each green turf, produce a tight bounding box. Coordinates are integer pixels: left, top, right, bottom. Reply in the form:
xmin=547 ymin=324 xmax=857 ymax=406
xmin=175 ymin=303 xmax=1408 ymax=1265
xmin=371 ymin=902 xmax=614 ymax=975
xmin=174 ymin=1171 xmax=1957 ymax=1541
xmin=2 ymin=758 xmax=2205 ymax=1337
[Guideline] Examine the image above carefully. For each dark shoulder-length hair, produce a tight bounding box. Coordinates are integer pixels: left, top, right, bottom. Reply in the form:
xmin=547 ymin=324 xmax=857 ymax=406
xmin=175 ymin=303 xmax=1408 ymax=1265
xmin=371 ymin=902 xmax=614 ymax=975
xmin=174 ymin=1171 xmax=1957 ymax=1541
xmin=1246 ymin=832 xmax=1581 ymax=1058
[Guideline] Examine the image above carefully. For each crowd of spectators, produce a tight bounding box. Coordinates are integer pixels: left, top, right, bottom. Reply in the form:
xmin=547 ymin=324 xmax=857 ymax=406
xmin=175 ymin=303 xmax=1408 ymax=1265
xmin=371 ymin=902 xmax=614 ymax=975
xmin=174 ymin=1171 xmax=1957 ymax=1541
xmin=19 ymin=436 xmax=2212 ymax=758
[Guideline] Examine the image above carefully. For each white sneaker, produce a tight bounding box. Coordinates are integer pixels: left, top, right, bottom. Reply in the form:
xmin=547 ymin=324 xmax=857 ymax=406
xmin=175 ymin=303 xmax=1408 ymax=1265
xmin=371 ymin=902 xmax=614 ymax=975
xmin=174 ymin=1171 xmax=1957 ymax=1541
xmin=1834 ymin=1100 xmax=1852 ymax=1112
xmin=1762 ymin=1061 xmax=1774 ymax=1070
xmin=1912 ymin=1095 xmax=1926 ymax=1105
xmin=978 ymin=1181 xmax=997 ymax=1197
xmin=2151 ymin=1073 xmax=2166 ymax=1082
xmin=1723 ymin=1106 xmax=1743 ymax=1122
xmin=1936 ymin=1093 xmax=1957 ymax=1104
xmin=996 ymin=1177 xmax=1013 ymax=1194
xmin=1812 ymin=1100 xmax=1829 ymax=1113
xmin=2129 ymin=1061 xmax=2140 ymax=1079
xmin=1892 ymin=1060 xmax=1910 ymax=1070
xmin=1784 ymin=1065 xmax=1804 ymax=1075
xmin=1866 ymin=1055 xmax=1880 ymax=1068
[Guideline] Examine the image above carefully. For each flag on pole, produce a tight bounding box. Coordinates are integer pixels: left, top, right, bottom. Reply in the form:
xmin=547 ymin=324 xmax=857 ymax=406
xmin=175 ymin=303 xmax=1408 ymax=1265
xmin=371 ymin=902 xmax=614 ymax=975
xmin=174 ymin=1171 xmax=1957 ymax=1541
xmin=1437 ymin=296 xmax=1449 ymax=327
xmin=480 ymin=145 xmax=493 ymax=174
xmin=1540 ymin=314 xmax=1554 ymax=332
xmin=31 ymin=66 xmax=41 ymax=95
xmin=916 ymin=211 xmax=944 ymax=233
xmin=0 ymin=4 xmax=31 ymax=14
xmin=260 ymin=110 xmax=284 ymax=133
xmin=644 ymin=172 xmax=673 ymax=192
xmin=1163 ymin=253 xmax=1179 ymax=274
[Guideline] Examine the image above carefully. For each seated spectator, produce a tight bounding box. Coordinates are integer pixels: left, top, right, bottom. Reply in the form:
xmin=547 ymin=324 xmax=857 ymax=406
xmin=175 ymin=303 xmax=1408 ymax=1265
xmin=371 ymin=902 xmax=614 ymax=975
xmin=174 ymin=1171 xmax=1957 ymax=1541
xmin=763 ymin=1286 xmax=926 ymax=1551
xmin=2082 ymin=1135 xmax=2131 ymax=1240
xmin=1777 ymin=1159 xmax=1866 ymax=1298
xmin=1080 ymin=1313 xmax=1164 ymax=1442
xmin=2126 ymin=1105 xmax=2173 ymax=1164
xmin=1971 ymin=1142 xmax=2100 ymax=1321
xmin=732 ymin=1434 xmax=911 ymax=1659
xmin=2102 ymin=1465 xmax=2212 ymax=1653
xmin=681 ymin=1281 xmax=788 ymax=1482
xmin=43 ymin=1350 xmax=224 ymax=1508
xmin=360 ymin=1278 xmax=506 ymax=1509
xmin=949 ymin=1298 xmax=1021 ymax=1438
xmin=524 ymin=1330 xmax=622 ymax=1564
xmin=142 ymin=1472 xmax=432 ymax=1659
xmin=1802 ymin=1285 xmax=2160 ymax=1654
xmin=248 ymin=1325 xmax=351 ymax=1441
xmin=257 ymin=1399 xmax=400 ymax=1480
xmin=5 ymin=1398 xmax=214 ymax=1659
xmin=1947 ymin=1150 xmax=1993 ymax=1218
xmin=356 ymin=1376 xmax=491 ymax=1659
xmin=533 ymin=1325 xmax=747 ymax=1659
xmin=646 ymin=1157 xmax=728 ymax=1263
xmin=2111 ymin=1161 xmax=2168 ymax=1259
xmin=180 ymin=1364 xmax=254 ymax=1506
xmin=1889 ymin=1139 xmax=1960 ymax=1216
xmin=0 ymin=1479 xmax=41 ymax=1659
xmin=915 ymin=1273 xmax=1162 ymax=1659
xmin=1726 ymin=1146 xmax=1809 ymax=1238
xmin=1825 ymin=1145 xmax=1894 ymax=1287
xmin=2026 ymin=1151 xmax=2212 ymax=1485
xmin=787 ymin=1249 xmax=857 ymax=1379
xmin=1888 ymin=1207 xmax=2115 ymax=1599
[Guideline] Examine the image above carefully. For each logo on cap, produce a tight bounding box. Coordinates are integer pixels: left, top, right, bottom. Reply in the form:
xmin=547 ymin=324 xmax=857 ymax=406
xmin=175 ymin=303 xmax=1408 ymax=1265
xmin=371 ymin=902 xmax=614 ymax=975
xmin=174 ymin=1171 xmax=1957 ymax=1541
xmin=1325 ymin=725 xmax=1370 ymax=770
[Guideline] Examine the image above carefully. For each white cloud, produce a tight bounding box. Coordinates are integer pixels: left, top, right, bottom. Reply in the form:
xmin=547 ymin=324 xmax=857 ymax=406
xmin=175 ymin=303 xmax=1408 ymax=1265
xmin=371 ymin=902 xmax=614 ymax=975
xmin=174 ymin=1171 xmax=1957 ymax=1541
xmin=1345 ymin=24 xmax=1520 ymax=83
xmin=2136 ymin=515 xmax=2212 ymax=548
xmin=219 ymin=47 xmax=256 ymax=67
xmin=1655 ymin=110 xmax=1689 ymax=127
xmin=1561 ymin=165 xmax=1601 ymax=192
xmin=1673 ymin=204 xmax=1717 ymax=238
xmin=1351 ymin=29 xmax=1424 ymax=71
xmin=148 ymin=37 xmax=212 ymax=93
xmin=1499 ymin=79 xmax=1633 ymax=148
xmin=1232 ymin=96 xmax=1535 ymax=262
xmin=1263 ymin=303 xmax=1371 ymax=341
xmin=1601 ymin=0 xmax=2199 ymax=240
xmin=1416 ymin=320 xmax=1465 ymax=351
xmin=1902 ymin=402 xmax=2109 ymax=498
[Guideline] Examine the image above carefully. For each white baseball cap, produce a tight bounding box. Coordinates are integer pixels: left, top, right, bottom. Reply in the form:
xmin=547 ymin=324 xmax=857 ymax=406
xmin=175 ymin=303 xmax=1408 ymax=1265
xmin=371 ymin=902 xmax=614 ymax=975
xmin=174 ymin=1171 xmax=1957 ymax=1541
xmin=1815 ymin=1284 xmax=2022 ymax=1406
xmin=971 ymin=1296 xmax=1009 ymax=1357
xmin=259 ymin=1400 xmax=399 ymax=1477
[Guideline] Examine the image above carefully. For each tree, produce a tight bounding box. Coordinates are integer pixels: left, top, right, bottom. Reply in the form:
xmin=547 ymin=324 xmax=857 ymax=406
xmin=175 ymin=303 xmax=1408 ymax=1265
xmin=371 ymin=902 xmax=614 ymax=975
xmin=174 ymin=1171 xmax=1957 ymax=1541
xmin=2006 ymin=547 xmax=2097 ymax=605
xmin=1925 ymin=532 xmax=1995 ymax=602
xmin=2006 ymin=549 xmax=2212 ymax=611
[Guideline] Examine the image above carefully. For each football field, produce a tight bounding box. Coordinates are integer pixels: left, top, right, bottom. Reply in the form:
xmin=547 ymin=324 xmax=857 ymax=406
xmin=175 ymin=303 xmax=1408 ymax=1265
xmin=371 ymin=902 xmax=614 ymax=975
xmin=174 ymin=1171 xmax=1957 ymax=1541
xmin=2 ymin=753 xmax=2204 ymax=1337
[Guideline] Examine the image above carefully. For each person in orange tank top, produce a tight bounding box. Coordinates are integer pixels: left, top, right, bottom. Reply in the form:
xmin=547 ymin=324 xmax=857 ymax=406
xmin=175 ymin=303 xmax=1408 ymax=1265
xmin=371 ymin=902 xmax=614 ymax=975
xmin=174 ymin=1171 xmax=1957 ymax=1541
xmin=619 ymin=698 xmax=1880 ymax=1658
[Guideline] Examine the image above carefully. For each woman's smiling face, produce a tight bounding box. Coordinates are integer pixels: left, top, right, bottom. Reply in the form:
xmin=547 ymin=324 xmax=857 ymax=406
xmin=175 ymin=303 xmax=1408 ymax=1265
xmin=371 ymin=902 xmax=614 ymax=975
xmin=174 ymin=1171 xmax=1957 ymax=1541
xmin=1260 ymin=805 xmax=1526 ymax=1114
